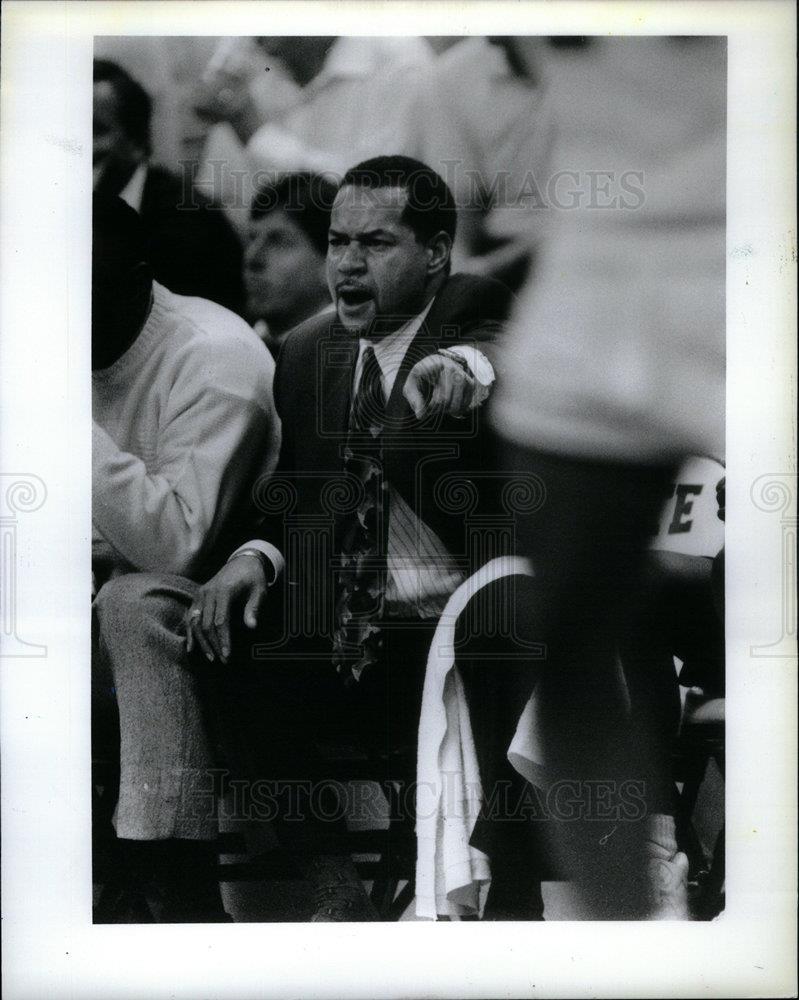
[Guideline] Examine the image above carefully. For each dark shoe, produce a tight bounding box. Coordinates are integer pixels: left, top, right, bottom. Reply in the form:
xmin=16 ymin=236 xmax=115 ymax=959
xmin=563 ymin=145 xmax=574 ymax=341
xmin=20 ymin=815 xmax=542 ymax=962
xmin=305 ymin=856 xmax=379 ymax=922
xmin=146 ymin=838 xmax=230 ymax=924
xmin=482 ymin=877 xmax=545 ymax=921
xmin=481 ymin=905 xmax=544 ymax=921
xmin=311 ymin=881 xmax=380 ymax=922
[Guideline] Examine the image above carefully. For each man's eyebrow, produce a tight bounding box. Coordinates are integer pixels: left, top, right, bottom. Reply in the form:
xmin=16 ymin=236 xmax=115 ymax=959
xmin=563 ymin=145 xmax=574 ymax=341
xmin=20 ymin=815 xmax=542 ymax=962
xmin=328 ymin=227 xmax=397 ymax=239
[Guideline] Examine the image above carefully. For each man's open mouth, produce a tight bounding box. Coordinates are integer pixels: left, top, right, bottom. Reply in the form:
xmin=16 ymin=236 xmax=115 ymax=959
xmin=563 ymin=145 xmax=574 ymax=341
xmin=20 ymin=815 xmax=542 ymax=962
xmin=337 ymin=287 xmax=372 ymax=307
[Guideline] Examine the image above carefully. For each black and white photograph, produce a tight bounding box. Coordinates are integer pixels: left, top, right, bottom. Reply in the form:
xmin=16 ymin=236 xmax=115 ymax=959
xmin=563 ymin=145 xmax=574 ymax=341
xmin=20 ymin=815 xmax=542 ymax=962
xmin=89 ymin=30 xmax=728 ymax=926
xmin=1 ymin=2 xmax=795 ymax=998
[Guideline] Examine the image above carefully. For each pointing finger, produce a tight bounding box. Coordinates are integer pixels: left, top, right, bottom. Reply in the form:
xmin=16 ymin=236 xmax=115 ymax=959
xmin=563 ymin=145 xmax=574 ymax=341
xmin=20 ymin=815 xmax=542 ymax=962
xmin=403 ymin=369 xmax=428 ymax=420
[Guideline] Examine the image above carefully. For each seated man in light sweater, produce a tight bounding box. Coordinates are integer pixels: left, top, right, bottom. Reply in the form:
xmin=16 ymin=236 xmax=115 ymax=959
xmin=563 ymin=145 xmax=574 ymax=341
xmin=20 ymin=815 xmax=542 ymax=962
xmin=92 ymin=195 xmax=280 ymax=921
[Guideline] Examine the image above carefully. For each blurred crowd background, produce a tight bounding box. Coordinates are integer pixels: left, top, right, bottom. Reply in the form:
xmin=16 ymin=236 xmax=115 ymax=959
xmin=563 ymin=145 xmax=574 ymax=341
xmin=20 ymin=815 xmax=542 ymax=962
xmin=93 ymin=36 xmax=600 ymax=298
xmin=93 ymin=33 xmax=724 ymax=345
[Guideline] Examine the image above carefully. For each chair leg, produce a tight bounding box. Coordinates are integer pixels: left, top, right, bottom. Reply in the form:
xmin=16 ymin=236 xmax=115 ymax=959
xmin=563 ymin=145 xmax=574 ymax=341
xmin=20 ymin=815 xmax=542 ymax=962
xmin=674 ymin=751 xmax=712 ymax=876
xmin=387 ymin=879 xmax=416 ymax=920
xmin=370 ymin=877 xmax=400 ymax=918
xmin=695 ymin=825 xmax=725 ymax=919
xmin=363 ymin=776 xmax=416 ymax=920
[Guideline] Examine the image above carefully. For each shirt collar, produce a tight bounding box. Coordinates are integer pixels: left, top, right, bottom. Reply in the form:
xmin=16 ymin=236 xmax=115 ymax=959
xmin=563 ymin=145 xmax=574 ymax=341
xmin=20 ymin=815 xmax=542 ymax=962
xmin=118 ymin=161 xmax=148 ymax=214
xmin=359 ymin=296 xmax=435 ymax=385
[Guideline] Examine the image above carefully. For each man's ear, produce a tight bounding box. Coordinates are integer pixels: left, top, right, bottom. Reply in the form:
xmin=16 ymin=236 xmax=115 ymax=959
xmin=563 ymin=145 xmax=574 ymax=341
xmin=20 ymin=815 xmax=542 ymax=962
xmin=426 ymin=231 xmax=452 ymax=277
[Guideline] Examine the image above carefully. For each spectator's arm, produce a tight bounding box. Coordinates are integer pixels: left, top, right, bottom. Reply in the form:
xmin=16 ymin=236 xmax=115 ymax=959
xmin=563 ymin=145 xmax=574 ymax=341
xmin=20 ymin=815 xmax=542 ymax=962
xmin=92 ymin=385 xmax=277 ymax=578
xmin=92 ymin=521 xmax=127 ymax=571
xmin=246 ymin=123 xmax=349 ymax=175
xmin=223 ymin=328 xmax=298 ymax=580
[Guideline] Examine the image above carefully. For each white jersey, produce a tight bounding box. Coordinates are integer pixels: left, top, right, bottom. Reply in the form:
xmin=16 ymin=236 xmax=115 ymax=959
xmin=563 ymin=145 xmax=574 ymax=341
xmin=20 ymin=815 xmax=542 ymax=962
xmin=651 ymin=456 xmax=725 ymax=558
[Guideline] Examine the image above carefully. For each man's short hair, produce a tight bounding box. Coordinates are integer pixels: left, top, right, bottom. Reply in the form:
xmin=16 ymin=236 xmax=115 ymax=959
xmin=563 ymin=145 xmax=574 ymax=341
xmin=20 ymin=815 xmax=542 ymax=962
xmin=93 ymin=194 xmax=150 ymax=276
xmin=340 ymin=155 xmax=458 ymax=244
xmin=250 ymin=173 xmax=338 ymax=256
xmin=93 ymin=58 xmax=153 ymax=157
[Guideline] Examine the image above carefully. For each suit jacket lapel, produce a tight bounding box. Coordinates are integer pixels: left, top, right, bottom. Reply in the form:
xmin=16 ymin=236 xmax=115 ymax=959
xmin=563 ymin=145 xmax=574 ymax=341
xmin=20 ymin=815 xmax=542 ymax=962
xmin=318 ymin=325 xmax=358 ymax=464
xmin=319 ymin=284 xmax=456 ymax=456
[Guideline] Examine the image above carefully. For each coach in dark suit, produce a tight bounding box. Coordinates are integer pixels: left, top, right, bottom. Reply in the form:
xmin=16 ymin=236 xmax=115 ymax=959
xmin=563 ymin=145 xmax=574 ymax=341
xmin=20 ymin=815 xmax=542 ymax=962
xmin=94 ymin=59 xmax=245 ymax=315
xmin=188 ymin=156 xmax=513 ymax=919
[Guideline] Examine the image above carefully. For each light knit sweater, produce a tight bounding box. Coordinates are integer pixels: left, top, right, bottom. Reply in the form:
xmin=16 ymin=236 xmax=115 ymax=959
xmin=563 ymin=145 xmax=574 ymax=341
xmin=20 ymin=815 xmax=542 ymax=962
xmin=92 ymin=281 xmax=280 ymax=581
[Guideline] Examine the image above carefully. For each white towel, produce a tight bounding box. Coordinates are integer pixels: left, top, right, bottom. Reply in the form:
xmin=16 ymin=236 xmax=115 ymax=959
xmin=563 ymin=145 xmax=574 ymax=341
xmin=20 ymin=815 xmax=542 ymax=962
xmin=414 ymin=557 xmax=662 ymax=920
xmin=415 ymin=556 xmax=544 ymax=920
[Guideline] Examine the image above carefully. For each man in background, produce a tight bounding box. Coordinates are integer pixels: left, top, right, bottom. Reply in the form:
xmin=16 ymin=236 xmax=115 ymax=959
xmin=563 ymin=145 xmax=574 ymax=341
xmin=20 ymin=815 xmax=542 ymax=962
xmin=397 ymin=36 xmax=571 ymax=289
xmin=193 ymin=36 xmax=430 ymax=176
xmin=94 ymin=59 xmax=246 ymax=314
xmin=244 ymin=173 xmax=336 ymax=355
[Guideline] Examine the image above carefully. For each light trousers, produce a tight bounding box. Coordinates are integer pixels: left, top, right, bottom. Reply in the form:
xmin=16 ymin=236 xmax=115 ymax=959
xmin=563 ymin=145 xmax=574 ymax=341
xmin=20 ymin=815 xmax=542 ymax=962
xmin=93 ymin=572 xmax=216 ymax=840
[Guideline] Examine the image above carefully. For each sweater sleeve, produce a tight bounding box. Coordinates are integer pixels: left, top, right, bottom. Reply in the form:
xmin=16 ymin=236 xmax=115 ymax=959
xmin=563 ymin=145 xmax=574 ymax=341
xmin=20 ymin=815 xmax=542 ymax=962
xmin=92 ymin=380 xmax=278 ymax=578
xmin=223 ymin=331 xmax=296 ymax=577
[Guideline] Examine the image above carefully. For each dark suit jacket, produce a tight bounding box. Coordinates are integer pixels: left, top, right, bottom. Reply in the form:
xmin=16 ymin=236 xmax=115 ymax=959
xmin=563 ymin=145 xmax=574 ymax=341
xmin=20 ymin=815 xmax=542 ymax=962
xmin=250 ymin=272 xmax=515 ymax=651
xmin=140 ymin=165 xmax=245 ymax=316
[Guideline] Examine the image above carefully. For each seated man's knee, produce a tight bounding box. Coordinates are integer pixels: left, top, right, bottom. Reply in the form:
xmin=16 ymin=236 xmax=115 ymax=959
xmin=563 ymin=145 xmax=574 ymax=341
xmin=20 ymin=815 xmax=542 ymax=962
xmin=94 ymin=571 xmax=195 ymax=644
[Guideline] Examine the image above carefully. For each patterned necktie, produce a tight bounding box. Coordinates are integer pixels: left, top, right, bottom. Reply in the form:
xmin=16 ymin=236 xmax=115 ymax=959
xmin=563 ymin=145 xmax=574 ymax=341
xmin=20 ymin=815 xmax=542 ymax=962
xmin=332 ymin=345 xmax=388 ymax=684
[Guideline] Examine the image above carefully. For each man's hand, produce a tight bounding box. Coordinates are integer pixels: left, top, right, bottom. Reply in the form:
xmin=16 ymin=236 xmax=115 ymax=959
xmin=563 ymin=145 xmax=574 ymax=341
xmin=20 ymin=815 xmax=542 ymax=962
xmin=192 ymin=44 xmax=264 ymax=145
xmin=185 ymin=555 xmax=268 ymax=663
xmin=403 ymin=352 xmax=487 ymax=421
xmin=192 ymin=83 xmax=262 ymax=144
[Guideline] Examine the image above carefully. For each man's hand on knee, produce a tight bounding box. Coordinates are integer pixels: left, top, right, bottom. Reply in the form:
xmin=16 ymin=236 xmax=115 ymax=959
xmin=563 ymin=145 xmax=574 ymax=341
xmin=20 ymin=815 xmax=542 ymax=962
xmin=185 ymin=555 xmax=270 ymax=663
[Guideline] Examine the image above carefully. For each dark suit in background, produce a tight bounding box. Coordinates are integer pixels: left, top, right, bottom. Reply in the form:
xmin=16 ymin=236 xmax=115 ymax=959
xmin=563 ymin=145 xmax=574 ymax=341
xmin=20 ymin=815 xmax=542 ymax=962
xmin=139 ymin=165 xmax=246 ymax=316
